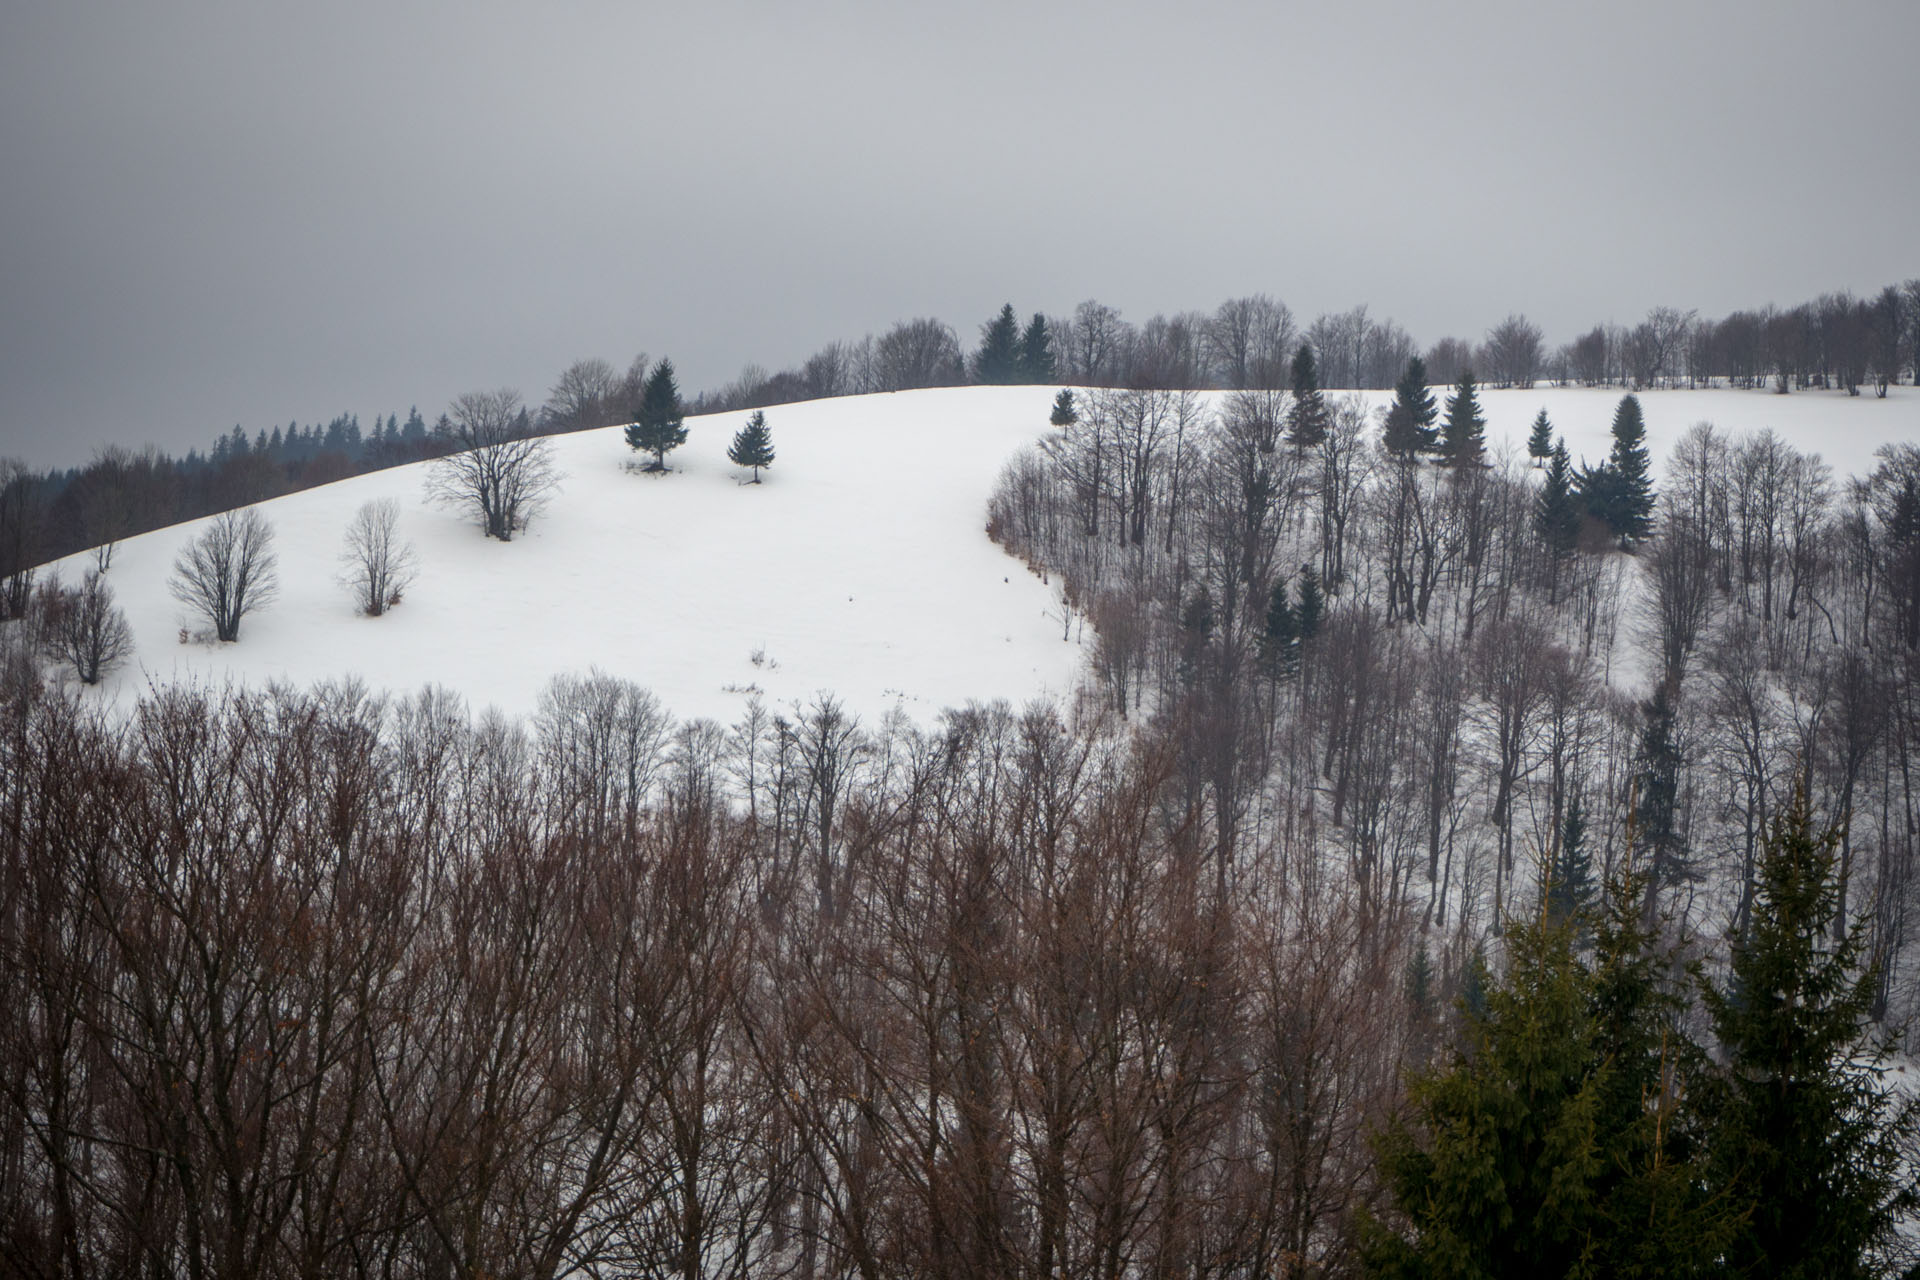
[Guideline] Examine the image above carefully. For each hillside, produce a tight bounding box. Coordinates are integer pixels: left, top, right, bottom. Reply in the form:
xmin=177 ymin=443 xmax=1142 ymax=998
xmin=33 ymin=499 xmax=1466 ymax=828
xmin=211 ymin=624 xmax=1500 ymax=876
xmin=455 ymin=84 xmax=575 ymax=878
xmin=41 ymin=382 xmax=1920 ymax=724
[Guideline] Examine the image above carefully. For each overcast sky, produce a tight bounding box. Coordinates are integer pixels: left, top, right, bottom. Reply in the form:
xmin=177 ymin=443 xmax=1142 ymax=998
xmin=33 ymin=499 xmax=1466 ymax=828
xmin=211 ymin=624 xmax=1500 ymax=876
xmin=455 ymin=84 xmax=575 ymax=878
xmin=1 ymin=0 xmax=1914 ymax=468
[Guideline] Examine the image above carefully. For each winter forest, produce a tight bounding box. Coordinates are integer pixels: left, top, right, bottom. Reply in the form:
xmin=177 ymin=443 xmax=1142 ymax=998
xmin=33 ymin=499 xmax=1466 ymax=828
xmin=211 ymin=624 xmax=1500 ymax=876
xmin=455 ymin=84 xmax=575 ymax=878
xmin=7 ymin=281 xmax=1920 ymax=1277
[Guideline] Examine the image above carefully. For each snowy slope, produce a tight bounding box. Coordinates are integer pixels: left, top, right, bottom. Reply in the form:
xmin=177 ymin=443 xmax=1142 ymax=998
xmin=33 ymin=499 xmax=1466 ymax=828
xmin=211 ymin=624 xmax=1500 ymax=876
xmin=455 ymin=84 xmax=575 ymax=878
xmin=41 ymin=383 xmax=1920 ymax=726
xmin=55 ymin=388 xmax=1083 ymax=726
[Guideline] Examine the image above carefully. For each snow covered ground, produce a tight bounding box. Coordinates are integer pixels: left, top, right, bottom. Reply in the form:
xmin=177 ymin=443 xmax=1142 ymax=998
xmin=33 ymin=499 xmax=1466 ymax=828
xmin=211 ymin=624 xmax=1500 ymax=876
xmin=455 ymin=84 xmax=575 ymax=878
xmin=52 ymin=387 xmax=1082 ymax=726
xmin=39 ymin=383 xmax=1920 ymax=726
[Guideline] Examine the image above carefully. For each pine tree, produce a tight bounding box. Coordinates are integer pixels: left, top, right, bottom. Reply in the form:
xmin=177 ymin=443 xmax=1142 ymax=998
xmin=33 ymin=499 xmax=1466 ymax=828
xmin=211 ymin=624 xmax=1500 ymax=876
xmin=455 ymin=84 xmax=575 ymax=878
xmin=1534 ymin=440 xmax=1581 ymax=563
xmin=1019 ymin=312 xmax=1056 ymax=383
xmin=1382 ymin=356 xmax=1438 ymax=458
xmin=974 ymin=304 xmax=1022 ymax=385
xmin=727 ymin=409 xmax=775 ymax=482
xmin=1607 ymin=393 xmax=1656 ymax=545
xmin=1285 ymin=344 xmax=1330 ymax=449
xmin=1700 ymin=789 xmax=1919 ymax=1279
xmin=1439 ymin=368 xmax=1487 ymax=468
xmin=1544 ymin=793 xmax=1593 ymax=925
xmin=1293 ymin=563 xmax=1324 ymax=639
xmin=1525 ymin=408 xmax=1554 ymax=465
xmin=1259 ymin=578 xmax=1298 ymax=680
xmin=1365 ymin=861 xmax=1728 ymax=1278
xmin=628 ymin=358 xmax=687 ymax=471
xmin=1049 ymin=388 xmax=1078 ymax=429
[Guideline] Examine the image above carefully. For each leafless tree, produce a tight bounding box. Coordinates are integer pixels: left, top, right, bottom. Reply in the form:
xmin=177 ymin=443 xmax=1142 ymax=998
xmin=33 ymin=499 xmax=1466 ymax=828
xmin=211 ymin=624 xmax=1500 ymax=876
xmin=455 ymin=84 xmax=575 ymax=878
xmin=871 ymin=318 xmax=962 ymax=391
xmin=1480 ymin=313 xmax=1545 ymax=389
xmin=542 ymin=357 xmax=623 ymax=432
xmin=426 ymin=389 xmax=558 ymax=541
xmin=339 ymin=497 xmax=419 ymax=616
xmin=38 ymin=569 xmax=134 ymax=684
xmin=169 ymin=506 xmax=279 ymax=641
xmin=0 ymin=458 xmax=41 ymax=620
xmin=1205 ymin=294 xmax=1296 ymax=389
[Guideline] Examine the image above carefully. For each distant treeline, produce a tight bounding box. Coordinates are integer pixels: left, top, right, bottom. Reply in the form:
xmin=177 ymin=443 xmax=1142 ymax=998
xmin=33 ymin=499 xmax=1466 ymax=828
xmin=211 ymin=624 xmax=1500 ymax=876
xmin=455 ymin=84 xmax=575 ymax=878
xmin=2 ymin=278 xmax=1916 ymax=589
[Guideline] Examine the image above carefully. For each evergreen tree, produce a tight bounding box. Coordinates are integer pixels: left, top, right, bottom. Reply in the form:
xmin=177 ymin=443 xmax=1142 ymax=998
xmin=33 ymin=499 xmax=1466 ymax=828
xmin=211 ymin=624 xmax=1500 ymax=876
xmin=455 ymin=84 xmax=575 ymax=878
xmin=1525 ymin=408 xmax=1554 ymax=465
xmin=727 ymin=409 xmax=775 ymax=483
xmin=1544 ymin=793 xmax=1593 ymax=925
xmin=1439 ymin=368 xmax=1487 ymax=468
xmin=1049 ymin=388 xmax=1078 ymax=429
xmin=1365 ymin=863 xmax=1727 ymax=1278
xmin=1259 ymin=577 xmax=1298 ymax=680
xmin=1700 ymin=789 xmax=1919 ymax=1279
xmin=628 ymin=358 xmax=688 ymax=471
xmin=1294 ymin=563 xmax=1324 ymax=639
xmin=1019 ymin=312 xmax=1056 ymax=383
xmin=1607 ymin=393 xmax=1656 ymax=545
xmin=974 ymin=303 xmax=1022 ymax=385
xmin=1285 ymin=344 xmax=1330 ymax=449
xmin=1382 ymin=356 xmax=1438 ymax=458
xmin=1534 ymin=440 xmax=1581 ymax=562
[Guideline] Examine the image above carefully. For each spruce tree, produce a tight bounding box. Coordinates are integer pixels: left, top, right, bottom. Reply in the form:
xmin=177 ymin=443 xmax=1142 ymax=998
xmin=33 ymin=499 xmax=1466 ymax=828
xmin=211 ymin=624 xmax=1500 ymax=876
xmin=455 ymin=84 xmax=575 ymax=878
xmin=1606 ymin=393 xmax=1656 ymax=545
xmin=727 ymin=409 xmax=775 ymax=482
xmin=1700 ymin=790 xmax=1918 ymax=1279
xmin=1525 ymin=408 xmax=1554 ymax=465
xmin=1382 ymin=356 xmax=1438 ymax=458
xmin=974 ymin=303 xmax=1022 ymax=385
xmin=628 ymin=358 xmax=687 ymax=471
xmin=1049 ymin=388 xmax=1078 ymax=429
xmin=1019 ymin=312 xmax=1056 ymax=383
xmin=1544 ymin=794 xmax=1593 ymax=926
xmin=1285 ymin=344 xmax=1330 ymax=449
xmin=1439 ymin=368 xmax=1487 ymax=468
xmin=1259 ymin=578 xmax=1298 ymax=680
xmin=1293 ymin=563 xmax=1324 ymax=639
xmin=1534 ymin=440 xmax=1581 ymax=562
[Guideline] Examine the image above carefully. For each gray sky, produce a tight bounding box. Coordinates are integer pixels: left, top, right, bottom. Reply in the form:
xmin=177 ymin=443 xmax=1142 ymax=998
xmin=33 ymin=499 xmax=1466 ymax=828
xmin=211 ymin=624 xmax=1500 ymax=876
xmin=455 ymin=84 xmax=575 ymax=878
xmin=2 ymin=0 xmax=1914 ymax=468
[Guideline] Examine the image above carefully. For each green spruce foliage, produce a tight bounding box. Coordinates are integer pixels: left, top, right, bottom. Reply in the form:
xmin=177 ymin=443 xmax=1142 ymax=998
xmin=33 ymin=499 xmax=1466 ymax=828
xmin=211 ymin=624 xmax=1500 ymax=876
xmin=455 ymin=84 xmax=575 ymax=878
xmin=1526 ymin=408 xmax=1554 ymax=465
xmin=974 ymin=303 xmax=1022 ymax=385
xmin=1286 ymin=344 xmax=1331 ymax=449
xmin=1293 ymin=563 xmax=1324 ymax=639
xmin=1259 ymin=577 xmax=1298 ymax=679
xmin=1607 ymin=393 xmax=1656 ymax=544
xmin=1382 ymin=356 xmax=1438 ymax=458
xmin=628 ymin=358 xmax=688 ymax=471
xmin=1439 ymin=368 xmax=1487 ymax=468
xmin=1699 ymin=790 xmax=1919 ymax=1279
xmin=1049 ymin=388 xmax=1078 ymax=428
xmin=1535 ymin=440 xmax=1581 ymax=562
xmin=727 ymin=409 xmax=775 ymax=482
xmin=1019 ymin=312 xmax=1056 ymax=383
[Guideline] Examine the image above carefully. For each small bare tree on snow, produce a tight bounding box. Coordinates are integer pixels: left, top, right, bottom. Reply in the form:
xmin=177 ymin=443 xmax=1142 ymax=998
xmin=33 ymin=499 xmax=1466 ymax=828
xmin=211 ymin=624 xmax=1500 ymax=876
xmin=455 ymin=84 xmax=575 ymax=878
xmin=427 ymin=389 xmax=558 ymax=541
xmin=340 ymin=498 xmax=418 ymax=616
xmin=170 ymin=507 xmax=279 ymax=642
xmin=40 ymin=569 xmax=134 ymax=684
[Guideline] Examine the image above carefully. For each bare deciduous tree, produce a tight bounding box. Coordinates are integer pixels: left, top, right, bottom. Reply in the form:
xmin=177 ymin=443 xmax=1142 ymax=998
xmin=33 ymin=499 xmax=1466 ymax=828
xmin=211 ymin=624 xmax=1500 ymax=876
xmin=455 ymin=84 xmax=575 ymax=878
xmin=169 ymin=507 xmax=279 ymax=641
xmin=38 ymin=570 xmax=134 ymax=684
xmin=426 ymin=389 xmax=558 ymax=541
xmin=339 ymin=498 xmax=418 ymax=616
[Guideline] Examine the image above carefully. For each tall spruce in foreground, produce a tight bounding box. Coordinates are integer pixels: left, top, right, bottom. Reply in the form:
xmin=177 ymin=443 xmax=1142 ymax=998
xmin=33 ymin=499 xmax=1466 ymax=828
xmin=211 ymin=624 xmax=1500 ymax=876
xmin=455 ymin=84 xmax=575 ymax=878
xmin=974 ymin=303 xmax=1022 ymax=384
xmin=1699 ymin=790 xmax=1919 ymax=1279
xmin=1285 ymin=344 xmax=1331 ymax=449
xmin=1535 ymin=439 xmax=1581 ymax=560
xmin=1362 ymin=866 xmax=1726 ymax=1279
xmin=1439 ymin=368 xmax=1487 ymax=468
xmin=727 ymin=410 xmax=774 ymax=483
xmin=628 ymin=358 xmax=687 ymax=471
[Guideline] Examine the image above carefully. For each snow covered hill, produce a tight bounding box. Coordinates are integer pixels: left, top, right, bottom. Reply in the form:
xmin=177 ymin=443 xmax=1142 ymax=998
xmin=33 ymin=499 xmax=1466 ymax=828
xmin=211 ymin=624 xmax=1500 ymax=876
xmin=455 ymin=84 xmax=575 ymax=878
xmin=42 ymin=382 xmax=1920 ymax=725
